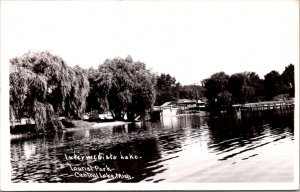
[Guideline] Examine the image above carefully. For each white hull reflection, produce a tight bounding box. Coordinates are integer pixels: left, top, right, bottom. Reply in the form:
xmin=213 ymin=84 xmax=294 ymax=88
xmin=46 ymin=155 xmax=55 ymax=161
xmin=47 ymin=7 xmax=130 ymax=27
xmin=161 ymin=107 xmax=180 ymax=117
xmin=161 ymin=108 xmax=207 ymax=117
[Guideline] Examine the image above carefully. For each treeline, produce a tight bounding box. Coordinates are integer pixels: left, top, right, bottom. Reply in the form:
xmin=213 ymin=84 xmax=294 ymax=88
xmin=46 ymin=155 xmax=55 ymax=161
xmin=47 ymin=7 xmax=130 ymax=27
xmin=154 ymin=73 xmax=205 ymax=105
xmin=9 ymin=51 xmax=295 ymax=133
xmin=202 ymin=65 xmax=294 ymax=110
xmin=154 ymin=64 xmax=295 ymax=108
xmin=10 ymin=51 xmax=156 ymax=132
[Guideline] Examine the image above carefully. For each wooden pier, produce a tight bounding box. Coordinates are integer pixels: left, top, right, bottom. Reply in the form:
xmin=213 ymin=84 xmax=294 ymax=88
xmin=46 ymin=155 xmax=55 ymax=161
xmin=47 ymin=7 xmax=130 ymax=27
xmin=232 ymin=100 xmax=294 ymax=112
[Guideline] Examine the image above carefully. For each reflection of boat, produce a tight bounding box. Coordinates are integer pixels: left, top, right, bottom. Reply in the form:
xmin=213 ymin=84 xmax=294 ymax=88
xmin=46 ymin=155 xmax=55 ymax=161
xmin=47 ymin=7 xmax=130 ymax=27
xmin=161 ymin=106 xmax=181 ymax=116
xmin=23 ymin=141 xmax=37 ymax=160
xmin=152 ymin=105 xmax=181 ymax=118
xmin=178 ymin=110 xmax=207 ymax=117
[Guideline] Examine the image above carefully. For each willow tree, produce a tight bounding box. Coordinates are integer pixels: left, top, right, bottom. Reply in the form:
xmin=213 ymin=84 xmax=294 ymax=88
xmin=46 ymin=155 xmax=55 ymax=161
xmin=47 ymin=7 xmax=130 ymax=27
xmin=91 ymin=56 xmax=156 ymax=120
xmin=10 ymin=51 xmax=90 ymax=132
xmin=127 ymin=60 xmax=156 ymax=120
xmin=64 ymin=66 xmax=90 ymax=118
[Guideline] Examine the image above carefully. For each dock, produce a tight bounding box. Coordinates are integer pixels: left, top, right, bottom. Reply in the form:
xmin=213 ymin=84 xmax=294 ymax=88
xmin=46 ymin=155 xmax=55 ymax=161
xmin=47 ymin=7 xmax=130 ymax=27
xmin=232 ymin=100 xmax=294 ymax=111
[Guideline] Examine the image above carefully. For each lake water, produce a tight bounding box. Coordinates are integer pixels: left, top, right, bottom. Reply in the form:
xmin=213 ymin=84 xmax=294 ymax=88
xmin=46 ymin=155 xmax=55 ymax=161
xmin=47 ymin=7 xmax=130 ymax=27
xmin=11 ymin=109 xmax=295 ymax=183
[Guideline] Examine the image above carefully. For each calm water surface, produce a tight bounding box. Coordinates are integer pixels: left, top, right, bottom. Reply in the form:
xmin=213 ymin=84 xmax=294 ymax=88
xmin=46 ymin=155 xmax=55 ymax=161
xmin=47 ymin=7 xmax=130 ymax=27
xmin=11 ymin=110 xmax=294 ymax=183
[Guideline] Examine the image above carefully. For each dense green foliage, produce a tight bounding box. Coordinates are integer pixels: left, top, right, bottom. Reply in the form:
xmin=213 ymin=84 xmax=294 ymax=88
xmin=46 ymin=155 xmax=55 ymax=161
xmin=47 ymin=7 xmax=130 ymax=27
xmin=9 ymin=50 xmax=295 ymax=132
xmin=155 ymin=74 xmax=178 ymax=105
xmin=86 ymin=67 xmax=103 ymax=113
xmin=87 ymin=56 xmax=156 ymax=120
xmin=281 ymin=64 xmax=295 ymax=97
xmin=10 ymin=51 xmax=90 ymax=132
xmin=202 ymin=72 xmax=231 ymax=109
xmin=203 ymin=64 xmax=295 ymax=110
xmin=228 ymin=72 xmax=263 ymax=103
xmin=154 ymin=73 xmax=206 ymax=105
xmin=178 ymin=85 xmax=206 ymax=101
xmin=203 ymin=72 xmax=229 ymax=103
xmin=264 ymin=71 xmax=283 ymax=100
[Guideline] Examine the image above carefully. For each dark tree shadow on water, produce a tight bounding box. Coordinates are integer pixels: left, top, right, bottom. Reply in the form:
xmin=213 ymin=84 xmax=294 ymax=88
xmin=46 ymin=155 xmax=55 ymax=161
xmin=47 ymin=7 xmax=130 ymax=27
xmin=207 ymin=109 xmax=294 ymax=152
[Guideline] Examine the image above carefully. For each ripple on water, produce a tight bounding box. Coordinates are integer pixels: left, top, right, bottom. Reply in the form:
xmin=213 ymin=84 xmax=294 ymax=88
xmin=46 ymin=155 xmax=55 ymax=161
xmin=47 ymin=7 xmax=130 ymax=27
xmin=10 ymin=111 xmax=294 ymax=183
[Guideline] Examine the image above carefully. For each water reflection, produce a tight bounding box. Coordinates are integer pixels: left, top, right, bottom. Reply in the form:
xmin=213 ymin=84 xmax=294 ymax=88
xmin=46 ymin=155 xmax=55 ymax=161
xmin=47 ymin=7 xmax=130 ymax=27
xmin=23 ymin=142 xmax=37 ymax=160
xmin=11 ymin=109 xmax=294 ymax=183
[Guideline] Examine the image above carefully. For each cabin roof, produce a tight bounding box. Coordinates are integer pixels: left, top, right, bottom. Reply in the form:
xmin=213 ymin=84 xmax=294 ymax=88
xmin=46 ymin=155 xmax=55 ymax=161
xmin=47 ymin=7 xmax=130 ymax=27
xmin=176 ymin=99 xmax=205 ymax=105
xmin=160 ymin=99 xmax=205 ymax=107
xmin=161 ymin=101 xmax=173 ymax=107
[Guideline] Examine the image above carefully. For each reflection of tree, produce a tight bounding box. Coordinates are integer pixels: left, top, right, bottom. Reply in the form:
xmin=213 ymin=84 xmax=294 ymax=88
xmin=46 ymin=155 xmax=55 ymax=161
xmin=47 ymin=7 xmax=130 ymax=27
xmin=112 ymin=125 xmax=127 ymax=135
xmin=263 ymin=110 xmax=294 ymax=136
xmin=207 ymin=113 xmax=264 ymax=151
xmin=158 ymin=133 xmax=183 ymax=154
xmin=207 ymin=110 xmax=294 ymax=152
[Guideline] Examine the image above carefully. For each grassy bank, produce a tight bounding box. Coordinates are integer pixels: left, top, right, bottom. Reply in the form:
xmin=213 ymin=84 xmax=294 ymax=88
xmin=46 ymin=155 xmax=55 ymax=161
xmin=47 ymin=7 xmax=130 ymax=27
xmin=11 ymin=119 xmax=132 ymax=140
xmin=62 ymin=120 xmax=130 ymax=131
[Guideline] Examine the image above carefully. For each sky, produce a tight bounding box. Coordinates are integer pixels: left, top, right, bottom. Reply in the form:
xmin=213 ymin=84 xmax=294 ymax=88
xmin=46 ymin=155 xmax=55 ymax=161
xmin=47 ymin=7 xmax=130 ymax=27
xmin=1 ymin=0 xmax=299 ymax=85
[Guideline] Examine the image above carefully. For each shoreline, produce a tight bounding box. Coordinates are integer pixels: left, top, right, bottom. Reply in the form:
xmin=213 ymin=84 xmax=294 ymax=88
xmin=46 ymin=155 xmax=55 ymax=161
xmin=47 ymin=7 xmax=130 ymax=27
xmin=11 ymin=120 xmax=136 ymax=140
xmin=63 ymin=120 xmax=132 ymax=131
